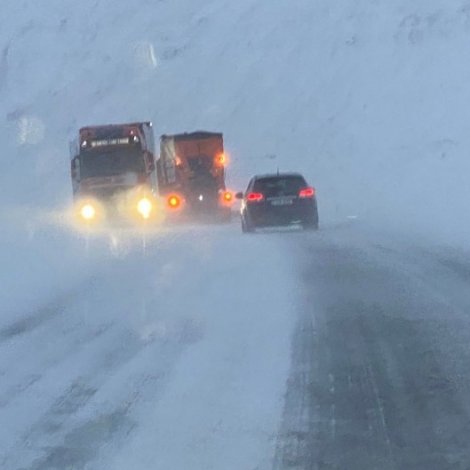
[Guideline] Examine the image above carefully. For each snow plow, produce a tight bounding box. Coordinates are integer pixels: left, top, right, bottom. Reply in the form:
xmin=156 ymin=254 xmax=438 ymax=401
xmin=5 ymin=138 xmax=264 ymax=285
xmin=70 ymin=122 xmax=160 ymax=225
xmin=156 ymin=131 xmax=233 ymax=222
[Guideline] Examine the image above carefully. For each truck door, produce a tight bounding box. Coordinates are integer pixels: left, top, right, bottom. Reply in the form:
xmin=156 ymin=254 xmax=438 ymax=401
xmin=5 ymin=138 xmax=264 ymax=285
xmin=71 ymin=156 xmax=81 ymax=196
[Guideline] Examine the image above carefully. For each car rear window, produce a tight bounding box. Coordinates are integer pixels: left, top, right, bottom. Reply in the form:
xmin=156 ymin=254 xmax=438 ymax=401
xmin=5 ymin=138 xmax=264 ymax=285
xmin=253 ymin=176 xmax=307 ymax=197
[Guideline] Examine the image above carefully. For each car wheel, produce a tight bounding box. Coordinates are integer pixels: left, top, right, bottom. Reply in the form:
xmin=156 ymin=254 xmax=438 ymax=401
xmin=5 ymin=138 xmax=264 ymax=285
xmin=242 ymin=216 xmax=255 ymax=233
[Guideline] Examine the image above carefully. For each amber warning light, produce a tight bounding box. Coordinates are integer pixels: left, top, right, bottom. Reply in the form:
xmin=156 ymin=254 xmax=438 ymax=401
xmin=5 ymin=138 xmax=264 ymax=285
xmin=221 ymin=191 xmax=234 ymax=205
xmin=215 ymin=152 xmax=228 ymax=167
xmin=167 ymin=194 xmax=183 ymax=210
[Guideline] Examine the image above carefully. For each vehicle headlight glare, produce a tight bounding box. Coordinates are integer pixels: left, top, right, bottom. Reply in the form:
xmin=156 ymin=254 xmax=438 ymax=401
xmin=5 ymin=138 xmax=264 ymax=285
xmin=137 ymin=198 xmax=152 ymax=219
xmin=80 ymin=203 xmax=96 ymax=220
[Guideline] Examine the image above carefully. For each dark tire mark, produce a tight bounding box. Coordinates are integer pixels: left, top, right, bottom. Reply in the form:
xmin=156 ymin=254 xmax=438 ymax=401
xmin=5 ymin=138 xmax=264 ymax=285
xmin=0 ymin=280 xmax=94 ymax=343
xmin=28 ymin=407 xmax=134 ymax=470
xmin=0 ymin=43 xmax=9 ymax=90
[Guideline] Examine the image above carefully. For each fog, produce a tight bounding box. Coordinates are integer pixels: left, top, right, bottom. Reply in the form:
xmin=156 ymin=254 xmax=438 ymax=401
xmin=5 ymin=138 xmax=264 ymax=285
xmin=2 ymin=1 xmax=470 ymax=468
xmin=2 ymin=0 xmax=469 ymax=235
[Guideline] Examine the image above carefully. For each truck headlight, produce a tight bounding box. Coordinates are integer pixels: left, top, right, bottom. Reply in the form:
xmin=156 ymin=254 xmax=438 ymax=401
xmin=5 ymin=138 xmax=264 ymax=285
xmin=80 ymin=203 xmax=96 ymax=220
xmin=137 ymin=197 xmax=152 ymax=219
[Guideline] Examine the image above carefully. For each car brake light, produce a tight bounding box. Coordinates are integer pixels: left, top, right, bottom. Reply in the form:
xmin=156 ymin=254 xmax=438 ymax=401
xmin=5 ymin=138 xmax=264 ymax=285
xmin=246 ymin=192 xmax=264 ymax=202
xmin=299 ymin=187 xmax=315 ymax=198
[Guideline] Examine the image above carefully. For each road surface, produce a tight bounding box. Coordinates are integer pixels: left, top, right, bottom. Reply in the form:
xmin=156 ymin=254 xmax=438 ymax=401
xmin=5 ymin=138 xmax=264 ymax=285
xmin=2 ymin=222 xmax=470 ymax=469
xmin=275 ymin=223 xmax=470 ymax=470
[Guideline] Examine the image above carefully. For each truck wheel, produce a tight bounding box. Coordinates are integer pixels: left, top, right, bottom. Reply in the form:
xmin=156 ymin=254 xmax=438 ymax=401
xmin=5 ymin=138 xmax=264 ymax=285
xmin=303 ymin=221 xmax=319 ymax=231
xmin=220 ymin=208 xmax=232 ymax=223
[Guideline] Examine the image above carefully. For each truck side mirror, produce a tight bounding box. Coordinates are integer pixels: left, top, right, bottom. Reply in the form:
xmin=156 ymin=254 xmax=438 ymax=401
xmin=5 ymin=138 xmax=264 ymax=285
xmin=146 ymin=153 xmax=155 ymax=172
xmin=235 ymin=192 xmax=243 ymax=200
xmin=71 ymin=157 xmax=80 ymax=181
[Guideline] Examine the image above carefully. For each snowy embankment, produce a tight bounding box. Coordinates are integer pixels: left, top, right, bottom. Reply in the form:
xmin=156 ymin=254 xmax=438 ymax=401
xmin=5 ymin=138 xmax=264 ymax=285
xmin=2 ymin=0 xmax=470 ymax=222
xmin=2 ymin=0 xmax=470 ymax=233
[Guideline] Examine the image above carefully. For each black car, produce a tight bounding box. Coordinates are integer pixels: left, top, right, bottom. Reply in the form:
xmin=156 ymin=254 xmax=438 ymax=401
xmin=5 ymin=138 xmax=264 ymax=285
xmin=236 ymin=173 xmax=319 ymax=232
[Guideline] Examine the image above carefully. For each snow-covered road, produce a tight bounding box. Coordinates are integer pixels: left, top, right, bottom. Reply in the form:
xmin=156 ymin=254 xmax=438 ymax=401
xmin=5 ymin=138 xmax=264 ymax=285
xmin=0 ymin=222 xmax=296 ymax=470
xmin=3 ymin=220 xmax=470 ymax=469
xmin=3 ymin=0 xmax=470 ymax=466
xmin=275 ymin=223 xmax=470 ymax=470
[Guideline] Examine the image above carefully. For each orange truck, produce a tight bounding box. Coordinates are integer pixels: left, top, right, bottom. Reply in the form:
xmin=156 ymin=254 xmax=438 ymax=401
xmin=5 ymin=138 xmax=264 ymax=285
xmin=156 ymin=131 xmax=233 ymax=220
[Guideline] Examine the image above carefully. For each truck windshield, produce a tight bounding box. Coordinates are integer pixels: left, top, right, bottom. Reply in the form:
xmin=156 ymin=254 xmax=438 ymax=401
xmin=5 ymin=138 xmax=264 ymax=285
xmin=79 ymin=148 xmax=145 ymax=178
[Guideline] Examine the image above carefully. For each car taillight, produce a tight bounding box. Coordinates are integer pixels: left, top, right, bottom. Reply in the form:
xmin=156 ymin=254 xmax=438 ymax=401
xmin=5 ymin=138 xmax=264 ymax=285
xmin=299 ymin=187 xmax=315 ymax=198
xmin=246 ymin=192 xmax=264 ymax=202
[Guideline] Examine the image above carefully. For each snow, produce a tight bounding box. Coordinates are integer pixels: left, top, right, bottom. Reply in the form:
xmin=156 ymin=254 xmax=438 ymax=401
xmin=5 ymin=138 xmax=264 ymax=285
xmin=1 ymin=0 xmax=470 ymax=467
xmin=2 ymin=0 xmax=470 ymax=227
xmin=96 ymin=229 xmax=295 ymax=470
xmin=1 ymin=0 xmax=469 ymax=245
xmin=0 ymin=227 xmax=295 ymax=469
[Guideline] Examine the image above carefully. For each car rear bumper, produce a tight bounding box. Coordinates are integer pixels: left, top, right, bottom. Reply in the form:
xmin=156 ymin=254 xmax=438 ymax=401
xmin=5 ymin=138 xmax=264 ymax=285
xmin=245 ymin=199 xmax=318 ymax=227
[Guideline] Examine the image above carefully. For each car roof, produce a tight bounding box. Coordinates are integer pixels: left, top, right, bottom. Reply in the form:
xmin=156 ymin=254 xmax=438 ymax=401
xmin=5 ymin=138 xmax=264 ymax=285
xmin=253 ymin=172 xmax=306 ymax=180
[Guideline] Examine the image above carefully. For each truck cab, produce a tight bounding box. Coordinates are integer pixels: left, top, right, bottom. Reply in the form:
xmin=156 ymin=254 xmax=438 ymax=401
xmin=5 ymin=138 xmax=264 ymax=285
xmin=70 ymin=122 xmax=158 ymax=223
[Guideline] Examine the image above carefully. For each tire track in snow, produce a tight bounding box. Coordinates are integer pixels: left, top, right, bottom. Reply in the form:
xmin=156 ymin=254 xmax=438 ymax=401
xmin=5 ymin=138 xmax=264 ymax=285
xmin=0 ymin=307 xmax=112 ymax=412
xmin=0 ymin=327 xmax=146 ymax=469
xmin=18 ymin=332 xmax=189 ymax=470
xmin=0 ymin=234 xmax=212 ymax=469
xmin=274 ymin=229 xmax=470 ymax=469
xmin=0 ymin=278 xmax=95 ymax=343
xmin=0 ymin=42 xmax=9 ymax=90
